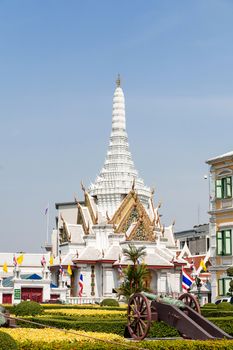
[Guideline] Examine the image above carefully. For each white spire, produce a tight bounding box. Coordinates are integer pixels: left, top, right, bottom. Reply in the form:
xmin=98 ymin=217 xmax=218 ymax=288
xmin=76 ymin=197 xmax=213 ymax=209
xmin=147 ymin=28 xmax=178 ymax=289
xmin=89 ymin=76 xmax=151 ymax=216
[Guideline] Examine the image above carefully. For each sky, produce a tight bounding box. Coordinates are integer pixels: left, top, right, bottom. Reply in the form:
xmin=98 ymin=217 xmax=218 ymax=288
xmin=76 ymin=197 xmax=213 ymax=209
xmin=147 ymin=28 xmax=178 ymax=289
xmin=1 ymin=0 xmax=233 ymax=252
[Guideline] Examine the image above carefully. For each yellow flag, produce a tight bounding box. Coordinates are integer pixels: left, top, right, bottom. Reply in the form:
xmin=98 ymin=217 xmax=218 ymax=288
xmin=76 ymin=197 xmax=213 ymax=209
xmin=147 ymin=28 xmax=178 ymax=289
xmin=200 ymin=259 xmax=207 ymax=272
xmin=67 ymin=264 xmax=72 ymax=276
xmin=17 ymin=254 xmax=24 ymax=265
xmin=49 ymin=255 xmax=54 ymax=265
xmin=3 ymin=262 xmax=8 ymax=273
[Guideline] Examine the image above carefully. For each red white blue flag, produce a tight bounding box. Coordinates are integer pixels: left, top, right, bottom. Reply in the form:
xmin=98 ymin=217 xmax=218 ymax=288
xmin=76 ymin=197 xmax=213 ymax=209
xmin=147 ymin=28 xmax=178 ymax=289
xmin=13 ymin=255 xmax=17 ymax=267
xmin=78 ymin=273 xmax=84 ymax=297
xmin=182 ymin=268 xmax=194 ymax=291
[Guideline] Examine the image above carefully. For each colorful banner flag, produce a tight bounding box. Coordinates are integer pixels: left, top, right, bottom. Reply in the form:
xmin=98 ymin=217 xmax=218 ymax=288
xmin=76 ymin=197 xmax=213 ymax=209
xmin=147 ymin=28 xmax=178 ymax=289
xmin=78 ymin=273 xmax=84 ymax=297
xmin=17 ymin=254 xmax=24 ymax=265
xmin=59 ymin=265 xmax=64 ymax=275
xmin=41 ymin=255 xmax=46 ymax=267
xmin=200 ymin=259 xmax=207 ymax=272
xmin=67 ymin=264 xmax=72 ymax=276
xmin=182 ymin=268 xmax=194 ymax=291
xmin=13 ymin=255 xmax=17 ymax=267
xmin=3 ymin=262 xmax=8 ymax=273
xmin=49 ymin=255 xmax=54 ymax=265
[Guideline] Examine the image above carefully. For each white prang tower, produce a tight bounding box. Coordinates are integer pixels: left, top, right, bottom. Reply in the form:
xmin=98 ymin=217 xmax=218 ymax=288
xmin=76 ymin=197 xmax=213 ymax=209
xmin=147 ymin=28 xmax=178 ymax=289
xmin=89 ymin=75 xmax=151 ymax=216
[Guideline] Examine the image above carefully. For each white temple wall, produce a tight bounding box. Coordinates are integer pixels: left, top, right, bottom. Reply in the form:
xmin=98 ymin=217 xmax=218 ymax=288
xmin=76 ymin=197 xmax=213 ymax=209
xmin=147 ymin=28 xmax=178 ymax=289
xmin=150 ymin=270 xmax=157 ymax=293
xmin=103 ymin=265 xmax=115 ymax=297
xmin=175 ymin=272 xmax=181 ymax=293
xmin=95 ymin=228 xmax=110 ymax=251
xmin=159 ymin=272 xmax=167 ymax=294
xmin=95 ymin=264 xmax=103 ymax=298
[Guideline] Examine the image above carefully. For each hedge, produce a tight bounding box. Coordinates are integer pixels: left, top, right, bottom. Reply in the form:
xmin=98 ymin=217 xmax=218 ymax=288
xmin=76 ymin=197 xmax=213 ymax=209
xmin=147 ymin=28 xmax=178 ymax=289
xmin=210 ymin=317 xmax=233 ymax=336
xmin=201 ymin=309 xmax=233 ymax=318
xmin=0 ymin=331 xmax=18 ymax=350
xmin=14 ymin=301 xmax=44 ymax=317
xmin=17 ymin=339 xmax=233 ymax=350
xmin=15 ymin=315 xmax=233 ymax=338
xmin=15 ymin=317 xmax=178 ymax=338
xmin=3 ymin=304 xmax=126 ymax=313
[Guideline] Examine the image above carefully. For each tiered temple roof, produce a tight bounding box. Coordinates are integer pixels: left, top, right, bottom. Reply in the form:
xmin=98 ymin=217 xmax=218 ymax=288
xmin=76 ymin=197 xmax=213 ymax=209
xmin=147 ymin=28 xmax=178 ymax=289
xmin=89 ymin=75 xmax=151 ymax=217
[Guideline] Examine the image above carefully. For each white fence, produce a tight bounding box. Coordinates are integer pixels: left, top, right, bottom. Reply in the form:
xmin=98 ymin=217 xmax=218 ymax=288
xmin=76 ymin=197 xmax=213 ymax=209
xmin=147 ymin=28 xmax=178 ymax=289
xmin=66 ymin=297 xmax=102 ymax=305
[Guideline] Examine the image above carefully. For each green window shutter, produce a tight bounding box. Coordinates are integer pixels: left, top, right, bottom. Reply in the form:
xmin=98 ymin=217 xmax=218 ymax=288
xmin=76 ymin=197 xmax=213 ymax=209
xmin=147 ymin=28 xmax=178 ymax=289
xmin=224 ymin=279 xmax=232 ymax=295
xmin=217 ymin=231 xmax=223 ymax=255
xmin=224 ymin=230 xmax=232 ymax=255
xmin=216 ymin=179 xmax=222 ymax=199
xmin=226 ymin=177 xmax=232 ymax=198
xmin=218 ymin=279 xmax=224 ymax=296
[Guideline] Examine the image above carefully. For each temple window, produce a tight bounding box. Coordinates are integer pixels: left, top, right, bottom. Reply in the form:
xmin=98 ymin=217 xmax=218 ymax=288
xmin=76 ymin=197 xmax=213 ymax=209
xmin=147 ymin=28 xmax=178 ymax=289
xmin=216 ymin=230 xmax=232 ymax=256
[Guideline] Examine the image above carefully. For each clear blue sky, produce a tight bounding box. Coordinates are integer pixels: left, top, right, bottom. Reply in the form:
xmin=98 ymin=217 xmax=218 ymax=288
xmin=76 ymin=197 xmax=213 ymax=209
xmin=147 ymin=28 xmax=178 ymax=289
xmin=1 ymin=0 xmax=233 ymax=252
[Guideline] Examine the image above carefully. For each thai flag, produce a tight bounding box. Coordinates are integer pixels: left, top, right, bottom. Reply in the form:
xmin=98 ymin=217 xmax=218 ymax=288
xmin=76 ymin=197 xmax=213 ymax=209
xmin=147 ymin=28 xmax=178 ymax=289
xmin=182 ymin=268 xmax=194 ymax=291
xmin=78 ymin=273 xmax=84 ymax=297
xmin=13 ymin=255 xmax=17 ymax=267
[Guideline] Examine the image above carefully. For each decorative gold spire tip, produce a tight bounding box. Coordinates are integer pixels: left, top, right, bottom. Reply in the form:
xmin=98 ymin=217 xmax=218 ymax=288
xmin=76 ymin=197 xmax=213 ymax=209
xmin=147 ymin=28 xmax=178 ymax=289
xmin=116 ymin=73 xmax=121 ymax=87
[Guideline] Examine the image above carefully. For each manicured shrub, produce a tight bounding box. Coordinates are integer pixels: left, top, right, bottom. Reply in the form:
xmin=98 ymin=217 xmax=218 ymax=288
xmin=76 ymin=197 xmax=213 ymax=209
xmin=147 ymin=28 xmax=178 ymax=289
xmin=202 ymin=303 xmax=216 ymax=308
xmin=100 ymin=299 xmax=119 ymax=307
xmin=201 ymin=309 xmax=233 ymax=318
xmin=217 ymin=302 xmax=233 ymax=311
xmin=0 ymin=331 xmax=17 ymax=350
xmin=14 ymin=301 xmax=44 ymax=317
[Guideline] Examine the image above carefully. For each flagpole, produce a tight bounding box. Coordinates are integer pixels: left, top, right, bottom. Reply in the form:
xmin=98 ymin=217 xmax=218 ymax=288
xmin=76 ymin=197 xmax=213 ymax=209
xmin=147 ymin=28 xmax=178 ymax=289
xmin=46 ymin=202 xmax=49 ymax=244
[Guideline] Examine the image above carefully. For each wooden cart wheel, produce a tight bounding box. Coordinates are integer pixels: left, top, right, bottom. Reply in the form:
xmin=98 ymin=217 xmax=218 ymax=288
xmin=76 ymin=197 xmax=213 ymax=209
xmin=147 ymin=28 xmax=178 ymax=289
xmin=178 ymin=293 xmax=201 ymax=314
xmin=127 ymin=292 xmax=151 ymax=340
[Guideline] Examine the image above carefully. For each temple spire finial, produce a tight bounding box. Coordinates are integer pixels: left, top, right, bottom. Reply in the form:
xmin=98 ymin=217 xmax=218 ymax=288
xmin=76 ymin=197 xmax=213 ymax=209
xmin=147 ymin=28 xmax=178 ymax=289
xmin=116 ymin=74 xmax=121 ymax=87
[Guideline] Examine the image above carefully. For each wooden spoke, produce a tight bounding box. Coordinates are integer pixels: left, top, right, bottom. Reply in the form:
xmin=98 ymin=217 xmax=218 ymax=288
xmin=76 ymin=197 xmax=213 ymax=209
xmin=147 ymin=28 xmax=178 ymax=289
xmin=127 ymin=293 xmax=152 ymax=340
xmin=178 ymin=293 xmax=201 ymax=314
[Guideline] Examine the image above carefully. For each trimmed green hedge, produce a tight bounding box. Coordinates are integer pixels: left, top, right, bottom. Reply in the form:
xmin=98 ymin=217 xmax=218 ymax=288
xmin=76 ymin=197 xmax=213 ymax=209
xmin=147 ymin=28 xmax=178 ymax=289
xmin=13 ymin=302 xmax=44 ymax=317
xmin=3 ymin=304 xmax=127 ymax=313
xmin=17 ymin=339 xmax=233 ymax=350
xmin=201 ymin=309 xmax=233 ymax=318
xmin=210 ymin=317 xmax=233 ymax=336
xmin=201 ymin=303 xmax=217 ymax=308
xmin=16 ymin=317 xmax=178 ymax=338
xmin=0 ymin=331 xmax=18 ymax=350
xmin=100 ymin=299 xmax=119 ymax=307
xmin=16 ymin=315 xmax=233 ymax=338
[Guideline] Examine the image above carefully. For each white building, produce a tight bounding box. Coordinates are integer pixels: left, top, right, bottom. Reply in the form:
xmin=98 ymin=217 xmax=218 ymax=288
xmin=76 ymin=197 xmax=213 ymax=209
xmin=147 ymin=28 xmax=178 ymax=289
xmin=0 ymin=253 xmax=68 ymax=304
xmin=0 ymin=77 xmax=185 ymax=304
xmin=50 ymin=77 xmax=185 ymax=302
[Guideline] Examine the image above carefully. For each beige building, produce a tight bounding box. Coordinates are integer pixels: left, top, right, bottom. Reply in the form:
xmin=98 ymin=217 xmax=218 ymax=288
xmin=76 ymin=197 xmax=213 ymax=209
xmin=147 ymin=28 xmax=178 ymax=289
xmin=206 ymin=152 xmax=233 ymax=301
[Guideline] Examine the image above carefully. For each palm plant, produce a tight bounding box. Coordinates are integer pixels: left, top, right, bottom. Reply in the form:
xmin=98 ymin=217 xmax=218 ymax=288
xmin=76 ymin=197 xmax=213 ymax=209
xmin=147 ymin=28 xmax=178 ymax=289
xmin=118 ymin=244 xmax=149 ymax=300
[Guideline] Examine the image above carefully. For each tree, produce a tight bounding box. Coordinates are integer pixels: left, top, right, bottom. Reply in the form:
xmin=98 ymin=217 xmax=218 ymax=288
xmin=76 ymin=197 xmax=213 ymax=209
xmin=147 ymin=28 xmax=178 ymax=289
xmin=117 ymin=244 xmax=149 ymax=300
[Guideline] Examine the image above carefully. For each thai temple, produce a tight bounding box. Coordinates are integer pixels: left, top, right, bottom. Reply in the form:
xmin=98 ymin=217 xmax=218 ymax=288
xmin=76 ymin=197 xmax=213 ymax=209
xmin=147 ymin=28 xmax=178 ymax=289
xmin=0 ymin=77 xmax=188 ymax=304
xmin=49 ymin=76 xmax=185 ymax=301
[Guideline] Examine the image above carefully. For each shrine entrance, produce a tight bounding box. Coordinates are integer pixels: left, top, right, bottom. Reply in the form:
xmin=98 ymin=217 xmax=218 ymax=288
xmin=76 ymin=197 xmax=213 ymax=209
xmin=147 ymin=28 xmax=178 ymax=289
xmin=21 ymin=288 xmax=43 ymax=303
